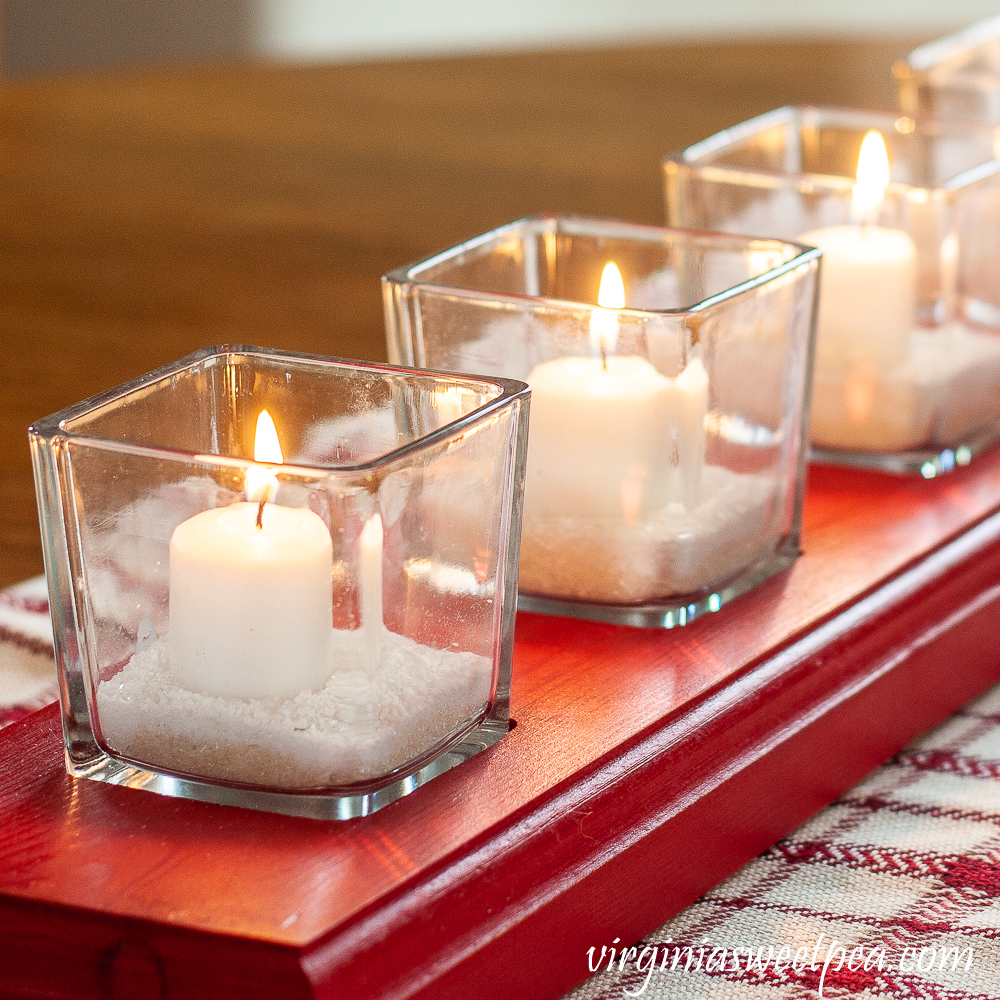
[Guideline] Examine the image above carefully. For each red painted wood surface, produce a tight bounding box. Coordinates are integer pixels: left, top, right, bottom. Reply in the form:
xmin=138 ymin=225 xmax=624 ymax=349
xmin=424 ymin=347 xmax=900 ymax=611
xmin=3 ymin=454 xmax=1000 ymax=1000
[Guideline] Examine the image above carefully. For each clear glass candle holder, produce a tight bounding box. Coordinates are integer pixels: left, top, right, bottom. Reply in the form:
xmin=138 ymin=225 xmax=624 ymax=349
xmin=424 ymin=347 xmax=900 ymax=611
xmin=29 ymin=346 xmax=529 ymax=819
xmin=383 ymin=215 xmax=819 ymax=628
xmin=896 ymin=18 xmax=1000 ymax=123
xmin=665 ymin=106 xmax=1000 ymax=476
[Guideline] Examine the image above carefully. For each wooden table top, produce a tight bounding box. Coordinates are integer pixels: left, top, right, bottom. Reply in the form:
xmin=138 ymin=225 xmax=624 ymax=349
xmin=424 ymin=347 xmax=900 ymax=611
xmin=0 ymin=36 xmax=930 ymax=588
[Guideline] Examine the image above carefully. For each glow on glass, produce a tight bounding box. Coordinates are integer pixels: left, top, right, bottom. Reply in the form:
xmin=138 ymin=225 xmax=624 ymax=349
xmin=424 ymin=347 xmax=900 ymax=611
xmin=852 ymin=130 xmax=890 ymax=219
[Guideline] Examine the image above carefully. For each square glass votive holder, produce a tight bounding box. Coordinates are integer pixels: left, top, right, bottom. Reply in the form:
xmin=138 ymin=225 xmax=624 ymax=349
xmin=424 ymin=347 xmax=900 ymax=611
xmin=29 ymin=346 xmax=530 ymax=819
xmin=382 ymin=215 xmax=819 ymax=628
xmin=665 ymin=106 xmax=1000 ymax=475
xmin=896 ymin=17 xmax=1000 ymax=123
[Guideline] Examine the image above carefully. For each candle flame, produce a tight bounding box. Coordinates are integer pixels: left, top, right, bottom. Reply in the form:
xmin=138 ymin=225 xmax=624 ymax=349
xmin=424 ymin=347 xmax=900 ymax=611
xmin=253 ymin=410 xmax=283 ymax=464
xmin=598 ymin=262 xmax=625 ymax=309
xmin=590 ymin=261 xmax=624 ymax=361
xmin=246 ymin=409 xmax=282 ymax=504
xmin=852 ymin=130 xmax=890 ymax=220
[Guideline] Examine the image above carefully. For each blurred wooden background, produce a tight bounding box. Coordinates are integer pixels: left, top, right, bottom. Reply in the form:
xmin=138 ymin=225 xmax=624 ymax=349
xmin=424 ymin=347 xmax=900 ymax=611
xmin=0 ymin=38 xmax=929 ymax=586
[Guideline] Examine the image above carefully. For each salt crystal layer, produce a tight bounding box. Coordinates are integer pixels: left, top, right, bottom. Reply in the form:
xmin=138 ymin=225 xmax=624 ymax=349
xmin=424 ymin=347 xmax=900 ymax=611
xmin=518 ymin=465 xmax=780 ymax=604
xmin=97 ymin=629 xmax=493 ymax=789
xmin=714 ymin=324 xmax=1000 ymax=453
xmin=810 ymin=325 xmax=1000 ymax=451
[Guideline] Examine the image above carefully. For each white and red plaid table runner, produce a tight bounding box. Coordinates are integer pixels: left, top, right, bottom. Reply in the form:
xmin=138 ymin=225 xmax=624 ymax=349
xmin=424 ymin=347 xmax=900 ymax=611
xmin=568 ymin=693 xmax=1000 ymax=998
xmin=3 ymin=579 xmax=999 ymax=999
xmin=0 ymin=577 xmax=58 ymax=730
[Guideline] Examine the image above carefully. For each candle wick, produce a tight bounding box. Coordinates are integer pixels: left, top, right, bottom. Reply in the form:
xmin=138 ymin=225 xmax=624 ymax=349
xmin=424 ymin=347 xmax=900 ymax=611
xmin=601 ymin=340 xmax=607 ymax=371
xmin=256 ymin=496 xmax=266 ymax=529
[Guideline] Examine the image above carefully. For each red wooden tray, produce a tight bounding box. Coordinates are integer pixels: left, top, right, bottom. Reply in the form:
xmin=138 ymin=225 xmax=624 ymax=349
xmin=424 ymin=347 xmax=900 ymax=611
xmin=4 ymin=457 xmax=1000 ymax=1000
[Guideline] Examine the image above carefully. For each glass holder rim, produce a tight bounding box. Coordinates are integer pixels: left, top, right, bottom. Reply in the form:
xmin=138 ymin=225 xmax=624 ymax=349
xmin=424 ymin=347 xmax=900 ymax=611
xmin=28 ymin=343 xmax=531 ymax=474
xmin=383 ymin=213 xmax=821 ymax=317
xmin=666 ymin=104 xmax=1000 ymax=192
xmin=903 ymin=16 xmax=1000 ymax=73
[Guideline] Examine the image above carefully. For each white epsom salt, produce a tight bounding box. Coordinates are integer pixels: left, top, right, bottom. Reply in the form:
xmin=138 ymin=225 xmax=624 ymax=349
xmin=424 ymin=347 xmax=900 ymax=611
xmin=810 ymin=325 xmax=1000 ymax=452
xmin=97 ymin=628 xmax=493 ymax=789
xmin=518 ymin=465 xmax=780 ymax=604
xmin=714 ymin=322 xmax=1000 ymax=453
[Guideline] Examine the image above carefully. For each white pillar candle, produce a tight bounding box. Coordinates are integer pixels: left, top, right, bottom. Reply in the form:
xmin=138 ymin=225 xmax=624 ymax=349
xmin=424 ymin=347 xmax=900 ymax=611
xmin=169 ymin=502 xmax=334 ymax=699
xmin=359 ymin=511 xmax=383 ymax=675
xmin=799 ymin=131 xmax=917 ymax=375
xmin=522 ymin=262 xmax=709 ymax=521
xmin=169 ymin=409 xmax=335 ymax=700
xmin=798 ymin=224 xmax=917 ymax=371
xmin=524 ymin=354 xmax=674 ymax=522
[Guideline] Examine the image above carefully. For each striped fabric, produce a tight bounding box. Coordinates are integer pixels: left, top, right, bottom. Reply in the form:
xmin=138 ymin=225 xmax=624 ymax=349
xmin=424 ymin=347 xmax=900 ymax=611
xmin=2 ymin=580 xmax=999 ymax=998
xmin=568 ymin=688 xmax=1000 ymax=1000
xmin=0 ymin=577 xmax=57 ymax=729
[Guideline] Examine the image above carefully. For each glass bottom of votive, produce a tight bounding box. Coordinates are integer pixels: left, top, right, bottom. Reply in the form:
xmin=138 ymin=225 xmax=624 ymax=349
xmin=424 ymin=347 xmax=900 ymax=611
xmin=517 ymin=536 xmax=800 ymax=629
xmin=810 ymin=416 xmax=1000 ymax=478
xmin=69 ymin=713 xmax=511 ymax=820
